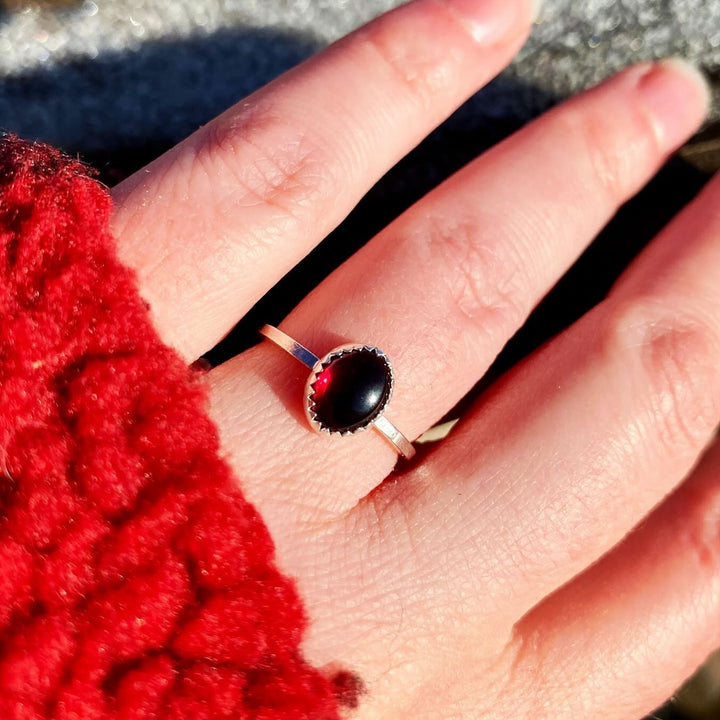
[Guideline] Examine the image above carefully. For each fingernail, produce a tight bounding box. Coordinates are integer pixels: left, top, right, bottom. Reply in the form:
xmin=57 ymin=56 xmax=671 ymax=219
xmin=531 ymin=0 xmax=544 ymax=22
xmin=636 ymin=58 xmax=711 ymax=150
xmin=442 ymin=0 xmax=533 ymax=44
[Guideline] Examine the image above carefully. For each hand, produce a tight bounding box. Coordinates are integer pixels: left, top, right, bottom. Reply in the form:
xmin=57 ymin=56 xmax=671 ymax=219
xmin=109 ymin=0 xmax=718 ymax=717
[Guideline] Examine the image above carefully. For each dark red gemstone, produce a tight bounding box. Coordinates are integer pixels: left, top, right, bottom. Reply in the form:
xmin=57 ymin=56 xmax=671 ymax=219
xmin=310 ymin=349 xmax=392 ymax=433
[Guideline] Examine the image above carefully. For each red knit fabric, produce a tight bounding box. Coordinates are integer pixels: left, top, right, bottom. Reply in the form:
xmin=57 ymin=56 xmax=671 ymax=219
xmin=0 ymin=136 xmax=346 ymax=719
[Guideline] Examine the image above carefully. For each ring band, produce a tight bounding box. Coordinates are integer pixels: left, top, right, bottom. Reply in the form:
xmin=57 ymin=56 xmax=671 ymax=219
xmin=260 ymin=325 xmax=416 ymax=460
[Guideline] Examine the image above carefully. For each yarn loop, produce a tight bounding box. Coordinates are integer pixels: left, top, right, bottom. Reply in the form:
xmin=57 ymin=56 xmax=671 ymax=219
xmin=0 ymin=136 xmax=346 ymax=719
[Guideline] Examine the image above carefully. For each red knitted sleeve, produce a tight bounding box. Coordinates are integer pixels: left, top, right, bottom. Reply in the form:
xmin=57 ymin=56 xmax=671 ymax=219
xmin=0 ymin=135 xmax=352 ymax=719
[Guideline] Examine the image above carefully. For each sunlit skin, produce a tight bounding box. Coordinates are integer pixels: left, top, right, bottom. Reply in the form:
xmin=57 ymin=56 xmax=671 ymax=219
xmin=110 ymin=0 xmax=719 ymax=717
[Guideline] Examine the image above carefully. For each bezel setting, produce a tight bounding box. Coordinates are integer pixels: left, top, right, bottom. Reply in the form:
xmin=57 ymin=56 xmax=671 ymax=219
xmin=304 ymin=344 xmax=394 ymax=435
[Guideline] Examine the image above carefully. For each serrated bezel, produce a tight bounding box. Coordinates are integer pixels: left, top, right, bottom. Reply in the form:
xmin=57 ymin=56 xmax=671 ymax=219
xmin=304 ymin=344 xmax=394 ymax=435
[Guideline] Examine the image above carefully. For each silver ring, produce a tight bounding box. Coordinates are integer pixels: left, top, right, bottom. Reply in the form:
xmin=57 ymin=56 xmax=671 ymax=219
xmin=260 ymin=324 xmax=416 ymax=460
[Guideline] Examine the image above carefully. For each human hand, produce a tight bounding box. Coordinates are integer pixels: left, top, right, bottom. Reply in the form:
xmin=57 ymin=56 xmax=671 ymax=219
xmin=109 ymin=0 xmax=719 ymax=717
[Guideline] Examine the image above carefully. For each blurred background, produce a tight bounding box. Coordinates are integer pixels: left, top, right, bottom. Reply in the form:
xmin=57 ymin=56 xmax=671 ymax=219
xmin=0 ymin=0 xmax=718 ymax=717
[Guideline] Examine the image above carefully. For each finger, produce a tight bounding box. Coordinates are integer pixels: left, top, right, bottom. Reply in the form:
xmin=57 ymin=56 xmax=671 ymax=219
xmin=110 ymin=0 xmax=536 ymax=359
xmin=367 ymin=165 xmax=720 ymax=633
xmin=208 ymin=60 xmax=708 ymax=531
xmin=507 ymin=436 xmax=720 ymax=720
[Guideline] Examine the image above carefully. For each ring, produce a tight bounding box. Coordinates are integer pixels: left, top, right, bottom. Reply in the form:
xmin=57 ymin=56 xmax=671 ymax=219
xmin=259 ymin=325 xmax=416 ymax=460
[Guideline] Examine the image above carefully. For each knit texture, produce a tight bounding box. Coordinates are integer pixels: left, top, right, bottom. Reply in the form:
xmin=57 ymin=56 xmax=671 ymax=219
xmin=0 ymin=135 xmax=345 ymax=719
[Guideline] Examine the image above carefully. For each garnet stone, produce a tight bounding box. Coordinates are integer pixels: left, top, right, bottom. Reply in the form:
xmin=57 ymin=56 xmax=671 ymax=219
xmin=307 ymin=346 xmax=393 ymax=434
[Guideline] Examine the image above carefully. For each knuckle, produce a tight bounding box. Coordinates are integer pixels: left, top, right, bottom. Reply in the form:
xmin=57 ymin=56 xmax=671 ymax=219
xmin=196 ymin=107 xmax=339 ymax=232
xmin=603 ymin=298 xmax=720 ymax=453
xmin=560 ymin=100 xmax=658 ymax=206
xmin=683 ymin=471 xmax=720 ymax=574
xmin=358 ymin=14 xmax=462 ymax=110
xmin=417 ymin=215 xmax=531 ymax=338
xmin=689 ymin=502 xmax=720 ymax=575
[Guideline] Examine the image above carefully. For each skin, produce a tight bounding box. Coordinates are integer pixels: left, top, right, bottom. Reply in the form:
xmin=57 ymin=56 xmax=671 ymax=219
xmin=110 ymin=0 xmax=720 ymax=717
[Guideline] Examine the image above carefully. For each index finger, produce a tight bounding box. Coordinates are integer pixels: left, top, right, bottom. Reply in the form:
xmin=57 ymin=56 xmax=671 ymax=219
xmin=110 ymin=0 xmax=537 ymax=359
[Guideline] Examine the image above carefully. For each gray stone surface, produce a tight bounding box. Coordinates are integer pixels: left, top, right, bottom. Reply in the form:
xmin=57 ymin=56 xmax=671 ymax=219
xmin=0 ymin=0 xmax=718 ymax=155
